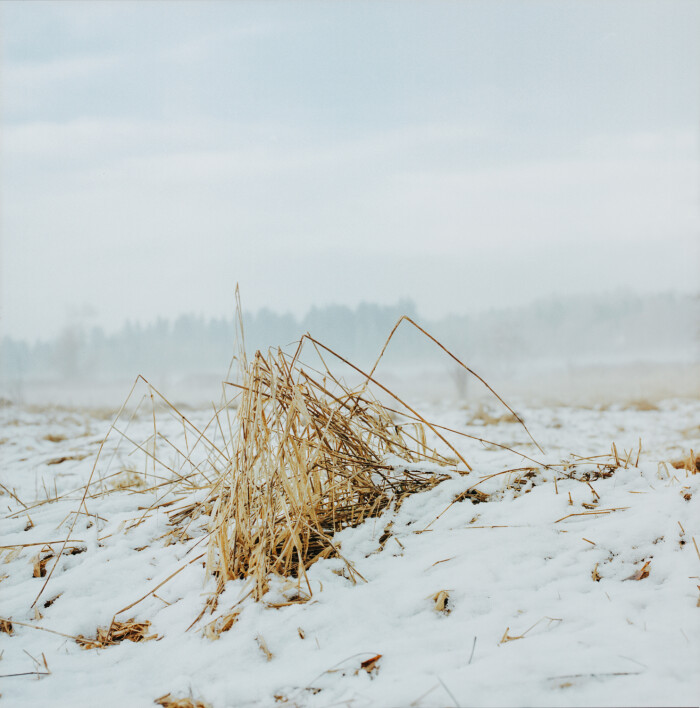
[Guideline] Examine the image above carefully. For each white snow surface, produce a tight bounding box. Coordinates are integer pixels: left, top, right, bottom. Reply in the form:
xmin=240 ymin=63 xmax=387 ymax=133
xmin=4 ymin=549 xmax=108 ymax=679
xmin=1 ymin=398 xmax=699 ymax=707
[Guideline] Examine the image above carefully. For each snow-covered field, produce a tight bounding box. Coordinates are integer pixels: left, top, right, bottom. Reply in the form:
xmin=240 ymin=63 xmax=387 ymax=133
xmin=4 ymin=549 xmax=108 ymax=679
xmin=1 ymin=395 xmax=699 ymax=707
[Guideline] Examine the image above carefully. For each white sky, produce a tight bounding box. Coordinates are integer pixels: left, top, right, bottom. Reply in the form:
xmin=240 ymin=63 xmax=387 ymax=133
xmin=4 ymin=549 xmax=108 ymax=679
xmin=1 ymin=0 xmax=699 ymax=340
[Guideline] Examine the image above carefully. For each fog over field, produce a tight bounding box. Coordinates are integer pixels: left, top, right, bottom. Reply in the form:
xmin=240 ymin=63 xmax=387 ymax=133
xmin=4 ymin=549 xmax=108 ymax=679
xmin=1 ymin=291 xmax=697 ymax=408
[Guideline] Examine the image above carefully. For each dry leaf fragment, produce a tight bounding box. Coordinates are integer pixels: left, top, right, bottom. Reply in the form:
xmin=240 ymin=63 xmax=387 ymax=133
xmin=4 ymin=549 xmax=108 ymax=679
xmin=32 ymin=552 xmax=54 ymax=578
xmin=624 ymin=561 xmax=651 ymax=581
xmin=0 ymin=618 xmax=13 ymax=635
xmin=431 ymin=590 xmax=450 ymax=614
xmin=633 ymin=561 xmax=651 ymax=580
xmin=378 ymin=522 xmax=393 ymax=548
xmin=357 ymin=654 xmax=382 ymax=675
xmin=592 ymin=563 xmax=601 ymax=582
xmin=43 ymin=594 xmax=62 ymax=608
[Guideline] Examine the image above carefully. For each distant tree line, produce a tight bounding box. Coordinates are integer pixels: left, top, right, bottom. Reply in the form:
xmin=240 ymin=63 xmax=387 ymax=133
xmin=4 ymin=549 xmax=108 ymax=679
xmin=1 ymin=292 xmax=697 ymax=386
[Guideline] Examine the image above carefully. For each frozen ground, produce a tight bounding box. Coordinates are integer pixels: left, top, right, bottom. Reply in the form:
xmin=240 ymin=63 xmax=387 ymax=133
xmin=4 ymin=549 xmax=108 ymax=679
xmin=1 ymin=395 xmax=699 ymax=707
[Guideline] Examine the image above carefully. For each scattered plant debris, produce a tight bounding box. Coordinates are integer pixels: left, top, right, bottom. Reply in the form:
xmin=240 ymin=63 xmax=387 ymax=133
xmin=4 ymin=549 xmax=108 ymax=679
xmin=110 ymin=470 xmax=148 ymax=490
xmin=202 ymin=611 xmax=240 ymax=641
xmin=46 ymin=454 xmax=88 ymax=466
xmin=154 ymin=694 xmax=211 ymax=708
xmin=636 ymin=562 xmax=651 ymax=580
xmin=671 ymin=451 xmax=699 ymax=474
xmin=43 ymin=594 xmax=62 ymax=608
xmin=500 ymin=627 xmax=522 ymax=643
xmin=76 ymin=619 xmax=157 ymax=649
xmin=627 ymin=561 xmax=651 ymax=581
xmin=32 ymin=545 xmax=85 ymax=579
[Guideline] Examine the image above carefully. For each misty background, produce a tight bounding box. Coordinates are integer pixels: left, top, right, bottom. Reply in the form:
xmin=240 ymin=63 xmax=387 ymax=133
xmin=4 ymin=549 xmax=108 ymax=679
xmin=2 ymin=291 xmax=697 ymax=407
xmin=1 ymin=1 xmax=699 ymax=407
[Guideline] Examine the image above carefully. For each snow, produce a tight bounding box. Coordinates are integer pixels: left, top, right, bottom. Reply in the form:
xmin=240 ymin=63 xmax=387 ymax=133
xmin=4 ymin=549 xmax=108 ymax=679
xmin=1 ymin=398 xmax=698 ymax=707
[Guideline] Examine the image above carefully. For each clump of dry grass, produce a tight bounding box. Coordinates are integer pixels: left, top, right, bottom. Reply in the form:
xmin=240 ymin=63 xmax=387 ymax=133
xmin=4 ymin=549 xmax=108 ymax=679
xmin=193 ymin=314 xmax=540 ymax=602
xmin=205 ymin=344 xmax=456 ymax=599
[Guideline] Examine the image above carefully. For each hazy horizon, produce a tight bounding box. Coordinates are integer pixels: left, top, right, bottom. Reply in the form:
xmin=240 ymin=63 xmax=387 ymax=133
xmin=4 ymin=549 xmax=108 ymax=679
xmin=1 ymin=285 xmax=697 ymax=345
xmin=2 ymin=289 xmax=698 ymax=409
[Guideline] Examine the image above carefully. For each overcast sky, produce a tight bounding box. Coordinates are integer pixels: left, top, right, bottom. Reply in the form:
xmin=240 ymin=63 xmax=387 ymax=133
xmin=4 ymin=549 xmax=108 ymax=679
xmin=1 ymin=0 xmax=699 ymax=341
